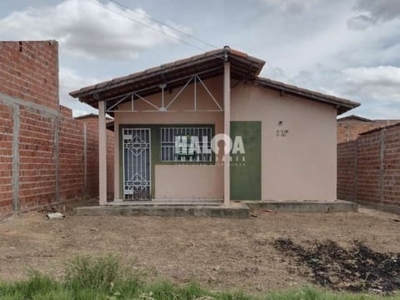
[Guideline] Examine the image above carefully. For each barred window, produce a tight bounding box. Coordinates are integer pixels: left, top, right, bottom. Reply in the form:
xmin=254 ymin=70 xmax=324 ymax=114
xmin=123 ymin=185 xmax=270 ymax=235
xmin=161 ymin=127 xmax=213 ymax=162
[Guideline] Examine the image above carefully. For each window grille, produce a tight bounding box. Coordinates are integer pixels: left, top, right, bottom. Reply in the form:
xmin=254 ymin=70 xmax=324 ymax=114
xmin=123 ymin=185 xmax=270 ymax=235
xmin=161 ymin=127 xmax=213 ymax=162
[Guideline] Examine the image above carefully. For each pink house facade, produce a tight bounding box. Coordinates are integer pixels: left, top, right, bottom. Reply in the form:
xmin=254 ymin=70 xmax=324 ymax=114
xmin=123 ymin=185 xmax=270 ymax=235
xmin=70 ymin=47 xmax=359 ymax=206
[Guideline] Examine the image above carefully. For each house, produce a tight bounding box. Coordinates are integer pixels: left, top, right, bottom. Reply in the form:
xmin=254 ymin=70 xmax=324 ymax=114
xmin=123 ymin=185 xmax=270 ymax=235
xmin=337 ymin=115 xmax=400 ymax=143
xmin=70 ymin=47 xmax=359 ymax=206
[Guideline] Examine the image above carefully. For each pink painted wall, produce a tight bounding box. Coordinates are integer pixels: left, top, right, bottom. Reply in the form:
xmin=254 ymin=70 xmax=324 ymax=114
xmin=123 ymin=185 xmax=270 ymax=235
xmin=114 ymin=77 xmax=224 ymax=200
xmin=231 ymin=83 xmax=337 ymax=201
xmin=155 ymin=165 xmax=223 ymax=199
xmin=113 ymin=75 xmax=338 ymax=201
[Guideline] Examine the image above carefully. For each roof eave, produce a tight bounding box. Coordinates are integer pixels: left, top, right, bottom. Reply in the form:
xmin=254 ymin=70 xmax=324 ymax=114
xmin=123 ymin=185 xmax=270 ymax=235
xmin=69 ymin=48 xmax=265 ymax=103
xmin=253 ymin=78 xmax=360 ymax=115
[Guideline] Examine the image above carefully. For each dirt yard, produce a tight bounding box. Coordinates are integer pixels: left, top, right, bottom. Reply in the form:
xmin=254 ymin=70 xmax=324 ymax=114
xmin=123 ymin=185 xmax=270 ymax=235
xmin=0 ymin=206 xmax=400 ymax=293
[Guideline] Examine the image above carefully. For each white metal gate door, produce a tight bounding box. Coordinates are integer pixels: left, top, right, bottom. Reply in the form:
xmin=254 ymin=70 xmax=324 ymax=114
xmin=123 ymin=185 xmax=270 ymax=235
xmin=122 ymin=128 xmax=151 ymax=200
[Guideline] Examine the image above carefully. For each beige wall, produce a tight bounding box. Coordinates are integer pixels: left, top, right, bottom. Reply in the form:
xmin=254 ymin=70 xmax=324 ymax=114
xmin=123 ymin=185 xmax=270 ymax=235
xmin=113 ymin=75 xmax=338 ymax=201
xmin=231 ymin=83 xmax=337 ymax=201
xmin=155 ymin=165 xmax=222 ymax=199
xmin=113 ymin=77 xmax=224 ymax=200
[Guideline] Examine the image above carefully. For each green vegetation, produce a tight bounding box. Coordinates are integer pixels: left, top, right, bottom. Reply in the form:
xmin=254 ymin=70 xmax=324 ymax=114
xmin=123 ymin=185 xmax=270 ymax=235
xmin=0 ymin=255 xmax=397 ymax=300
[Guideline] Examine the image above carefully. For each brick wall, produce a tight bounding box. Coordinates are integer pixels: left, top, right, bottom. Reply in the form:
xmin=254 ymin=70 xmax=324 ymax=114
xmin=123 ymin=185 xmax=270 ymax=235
xmin=0 ymin=40 xmax=114 ymax=216
xmin=337 ymin=140 xmax=356 ymax=201
xmin=0 ymin=41 xmax=58 ymax=110
xmin=0 ymin=103 xmax=13 ymax=215
xmin=338 ymin=124 xmax=400 ymax=213
xmin=337 ymin=119 xmax=400 ymax=143
xmin=18 ymin=106 xmax=57 ymax=210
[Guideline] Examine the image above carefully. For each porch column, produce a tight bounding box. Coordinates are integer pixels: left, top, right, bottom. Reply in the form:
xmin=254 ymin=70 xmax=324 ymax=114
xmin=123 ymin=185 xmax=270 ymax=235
xmin=98 ymin=100 xmax=107 ymax=205
xmin=223 ymin=61 xmax=231 ymax=206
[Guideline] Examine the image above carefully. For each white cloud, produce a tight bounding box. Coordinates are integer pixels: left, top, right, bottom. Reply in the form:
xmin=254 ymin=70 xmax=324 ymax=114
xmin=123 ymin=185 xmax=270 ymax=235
xmin=347 ymin=14 xmax=376 ymax=30
xmin=342 ymin=66 xmax=400 ymax=102
xmin=59 ymin=67 xmax=99 ymax=115
xmin=257 ymin=0 xmax=319 ymax=12
xmin=0 ymin=0 xmax=186 ymax=59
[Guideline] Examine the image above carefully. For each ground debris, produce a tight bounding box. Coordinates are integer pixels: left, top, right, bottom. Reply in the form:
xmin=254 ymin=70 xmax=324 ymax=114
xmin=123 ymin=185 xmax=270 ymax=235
xmin=46 ymin=212 xmax=65 ymax=220
xmin=273 ymin=238 xmax=400 ymax=293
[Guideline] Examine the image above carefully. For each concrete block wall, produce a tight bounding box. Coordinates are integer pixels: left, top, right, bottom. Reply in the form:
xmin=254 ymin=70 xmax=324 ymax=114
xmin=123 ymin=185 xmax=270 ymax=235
xmin=337 ymin=124 xmax=400 ymax=212
xmin=0 ymin=40 xmax=114 ymax=216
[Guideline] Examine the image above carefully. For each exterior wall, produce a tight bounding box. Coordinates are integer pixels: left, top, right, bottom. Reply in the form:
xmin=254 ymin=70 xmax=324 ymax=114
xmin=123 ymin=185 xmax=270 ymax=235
xmin=0 ymin=41 xmax=59 ymax=110
xmin=115 ymin=77 xmax=338 ymax=201
xmin=0 ymin=103 xmax=13 ymax=215
xmin=18 ymin=105 xmax=57 ymax=210
xmin=337 ymin=118 xmax=399 ymax=143
xmin=81 ymin=117 xmax=115 ymax=200
xmin=338 ymin=124 xmax=400 ymax=212
xmin=0 ymin=41 xmax=115 ymax=216
xmin=155 ymin=165 xmax=222 ymax=199
xmin=231 ymin=83 xmax=337 ymax=201
xmin=114 ymin=77 xmax=224 ymax=200
xmin=337 ymin=140 xmax=357 ymax=201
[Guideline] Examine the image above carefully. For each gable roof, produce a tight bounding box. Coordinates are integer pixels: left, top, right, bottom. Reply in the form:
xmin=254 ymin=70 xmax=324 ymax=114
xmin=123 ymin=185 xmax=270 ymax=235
xmin=70 ymin=47 xmax=264 ymax=108
xmin=70 ymin=47 xmax=359 ymax=115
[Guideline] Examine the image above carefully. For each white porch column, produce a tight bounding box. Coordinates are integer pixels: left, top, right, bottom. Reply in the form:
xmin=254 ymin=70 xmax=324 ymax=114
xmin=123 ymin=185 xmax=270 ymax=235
xmin=223 ymin=61 xmax=231 ymax=206
xmin=98 ymin=100 xmax=107 ymax=205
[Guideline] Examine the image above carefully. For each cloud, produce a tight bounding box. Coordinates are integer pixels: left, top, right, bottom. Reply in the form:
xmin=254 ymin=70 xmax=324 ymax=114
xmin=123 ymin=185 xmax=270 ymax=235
xmin=355 ymin=0 xmax=400 ymax=22
xmin=0 ymin=0 xmax=186 ymax=59
xmin=59 ymin=67 xmax=99 ymax=115
xmin=286 ymin=64 xmax=400 ymax=119
xmin=347 ymin=14 xmax=376 ymax=30
xmin=342 ymin=66 xmax=400 ymax=102
xmin=348 ymin=0 xmax=400 ymax=30
xmin=257 ymin=0 xmax=319 ymax=12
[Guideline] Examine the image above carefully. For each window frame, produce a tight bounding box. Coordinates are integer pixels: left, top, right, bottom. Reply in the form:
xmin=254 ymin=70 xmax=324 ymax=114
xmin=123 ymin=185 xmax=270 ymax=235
xmin=160 ymin=125 xmax=215 ymax=164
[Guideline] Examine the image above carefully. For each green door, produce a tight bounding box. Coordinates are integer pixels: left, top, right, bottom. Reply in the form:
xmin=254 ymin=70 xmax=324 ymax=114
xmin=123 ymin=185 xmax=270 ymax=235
xmin=230 ymin=121 xmax=261 ymax=200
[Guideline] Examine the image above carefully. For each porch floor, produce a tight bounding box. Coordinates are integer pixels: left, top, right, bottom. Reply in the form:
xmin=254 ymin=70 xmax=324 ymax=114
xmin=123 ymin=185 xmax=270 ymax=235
xmin=107 ymin=199 xmax=222 ymax=206
xmin=74 ymin=200 xmax=357 ymax=219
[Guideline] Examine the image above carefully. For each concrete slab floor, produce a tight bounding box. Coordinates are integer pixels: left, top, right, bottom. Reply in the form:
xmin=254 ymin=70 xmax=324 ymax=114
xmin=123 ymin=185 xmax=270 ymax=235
xmin=74 ymin=200 xmax=357 ymax=219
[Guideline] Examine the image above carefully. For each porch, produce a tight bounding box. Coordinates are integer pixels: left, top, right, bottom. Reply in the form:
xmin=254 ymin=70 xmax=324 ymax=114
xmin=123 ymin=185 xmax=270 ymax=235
xmin=73 ymin=200 xmax=357 ymax=219
xmin=70 ymin=47 xmax=263 ymax=206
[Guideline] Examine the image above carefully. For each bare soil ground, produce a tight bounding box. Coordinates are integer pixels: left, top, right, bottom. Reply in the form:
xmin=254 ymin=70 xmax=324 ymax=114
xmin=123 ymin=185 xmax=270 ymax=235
xmin=0 ymin=205 xmax=400 ymax=293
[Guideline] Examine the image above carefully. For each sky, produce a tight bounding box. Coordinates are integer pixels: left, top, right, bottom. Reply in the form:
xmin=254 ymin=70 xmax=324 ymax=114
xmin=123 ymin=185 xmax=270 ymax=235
xmin=0 ymin=0 xmax=399 ymax=119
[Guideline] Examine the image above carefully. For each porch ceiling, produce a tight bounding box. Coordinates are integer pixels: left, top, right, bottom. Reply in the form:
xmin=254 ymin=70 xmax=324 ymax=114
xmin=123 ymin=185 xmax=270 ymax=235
xmin=70 ymin=47 xmax=265 ymax=110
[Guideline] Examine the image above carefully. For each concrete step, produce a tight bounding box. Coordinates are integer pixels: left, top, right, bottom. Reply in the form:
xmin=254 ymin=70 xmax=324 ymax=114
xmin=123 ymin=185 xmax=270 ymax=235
xmin=107 ymin=199 xmax=222 ymax=206
xmin=74 ymin=203 xmax=249 ymax=219
xmin=245 ymin=200 xmax=358 ymax=213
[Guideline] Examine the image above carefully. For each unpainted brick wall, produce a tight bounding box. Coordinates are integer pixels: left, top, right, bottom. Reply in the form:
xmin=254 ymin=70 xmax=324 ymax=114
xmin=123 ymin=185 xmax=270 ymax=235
xmin=0 ymin=41 xmax=58 ymax=110
xmin=78 ymin=117 xmax=114 ymax=200
xmin=337 ymin=119 xmax=400 ymax=143
xmin=0 ymin=41 xmax=114 ymax=216
xmin=338 ymin=124 xmax=400 ymax=210
xmin=0 ymin=104 xmax=13 ymax=215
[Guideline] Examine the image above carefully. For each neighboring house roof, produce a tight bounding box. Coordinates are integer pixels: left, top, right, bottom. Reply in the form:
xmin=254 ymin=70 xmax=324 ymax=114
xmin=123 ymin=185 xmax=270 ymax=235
xmin=74 ymin=113 xmax=113 ymax=121
xmin=337 ymin=115 xmax=372 ymax=122
xmin=337 ymin=114 xmax=400 ymax=143
xmin=70 ymin=47 xmax=359 ymax=115
xmin=360 ymin=122 xmax=400 ymax=135
xmin=74 ymin=113 xmax=99 ymax=120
